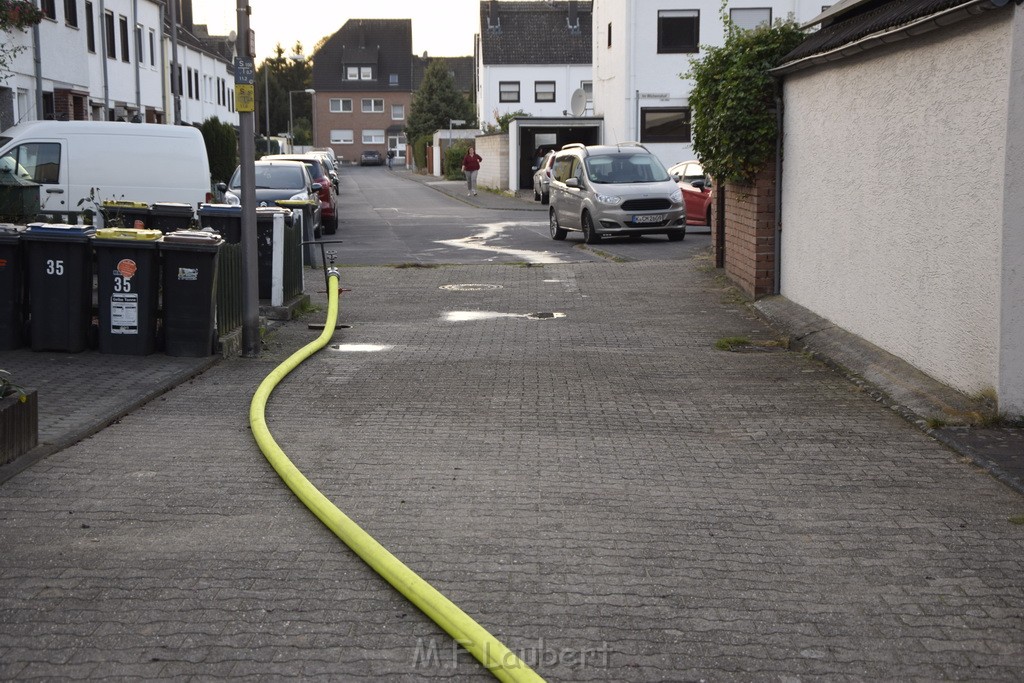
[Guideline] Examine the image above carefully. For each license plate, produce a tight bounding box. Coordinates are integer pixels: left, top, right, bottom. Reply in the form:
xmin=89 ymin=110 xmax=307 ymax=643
xmin=632 ymin=214 xmax=665 ymax=224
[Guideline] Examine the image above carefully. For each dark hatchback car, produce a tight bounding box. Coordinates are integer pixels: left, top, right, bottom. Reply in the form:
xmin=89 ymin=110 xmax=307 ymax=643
xmin=221 ymin=160 xmax=323 ymax=238
xmin=262 ymin=154 xmax=338 ymax=234
xmin=360 ymin=150 xmax=384 ymax=166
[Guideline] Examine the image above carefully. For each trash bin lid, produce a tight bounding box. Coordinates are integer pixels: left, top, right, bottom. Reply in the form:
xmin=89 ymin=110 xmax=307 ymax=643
xmin=199 ymin=203 xmax=241 ymax=216
xmin=161 ymin=229 xmax=224 ymax=245
xmin=24 ymin=222 xmax=96 ymax=238
xmin=101 ymin=200 xmax=150 ymax=209
xmin=151 ymin=202 xmax=195 ymax=215
xmin=0 ymin=223 xmax=27 ymax=235
xmin=274 ymin=199 xmax=316 ymax=208
xmin=94 ymin=227 xmax=163 ymax=241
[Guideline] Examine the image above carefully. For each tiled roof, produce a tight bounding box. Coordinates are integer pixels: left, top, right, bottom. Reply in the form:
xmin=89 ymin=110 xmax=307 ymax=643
xmin=312 ymin=19 xmax=414 ymax=92
xmin=780 ymin=0 xmax=1005 ymax=66
xmin=479 ymin=1 xmax=592 ymax=65
xmin=413 ymin=56 xmax=476 ymax=93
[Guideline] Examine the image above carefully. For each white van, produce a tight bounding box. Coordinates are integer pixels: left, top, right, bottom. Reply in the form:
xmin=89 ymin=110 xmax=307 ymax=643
xmin=0 ymin=121 xmax=212 ymax=222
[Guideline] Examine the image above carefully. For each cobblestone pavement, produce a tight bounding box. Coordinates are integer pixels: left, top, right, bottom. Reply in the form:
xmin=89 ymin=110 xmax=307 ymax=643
xmin=1 ymin=259 xmax=1023 ymax=681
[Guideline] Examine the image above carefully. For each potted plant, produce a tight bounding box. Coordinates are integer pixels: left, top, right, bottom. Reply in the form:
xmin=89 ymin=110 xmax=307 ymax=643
xmin=1 ymin=368 xmax=37 ymax=465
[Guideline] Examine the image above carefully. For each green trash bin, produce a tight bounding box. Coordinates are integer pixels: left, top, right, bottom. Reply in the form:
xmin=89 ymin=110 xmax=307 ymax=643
xmin=0 ymin=224 xmax=28 ymax=350
xmin=160 ymin=230 xmax=223 ymax=357
xmin=93 ymin=228 xmax=162 ymax=355
xmin=22 ymin=223 xmax=96 ymax=352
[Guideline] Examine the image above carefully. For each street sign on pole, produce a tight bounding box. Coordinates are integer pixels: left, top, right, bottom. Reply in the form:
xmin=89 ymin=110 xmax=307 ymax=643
xmin=234 ymin=57 xmax=256 ymax=113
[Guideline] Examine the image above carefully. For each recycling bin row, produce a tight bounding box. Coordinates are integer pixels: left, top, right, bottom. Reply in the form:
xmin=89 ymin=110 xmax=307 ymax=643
xmin=100 ymin=200 xmax=196 ymax=232
xmin=0 ymin=223 xmax=222 ymax=357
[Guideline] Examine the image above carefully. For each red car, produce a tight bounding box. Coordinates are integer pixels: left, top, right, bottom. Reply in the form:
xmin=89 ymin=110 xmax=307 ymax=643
xmin=669 ymin=160 xmax=713 ymax=227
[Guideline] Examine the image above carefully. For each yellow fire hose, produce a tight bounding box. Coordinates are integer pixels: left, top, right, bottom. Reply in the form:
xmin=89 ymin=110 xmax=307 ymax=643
xmin=249 ymin=269 xmax=543 ymax=682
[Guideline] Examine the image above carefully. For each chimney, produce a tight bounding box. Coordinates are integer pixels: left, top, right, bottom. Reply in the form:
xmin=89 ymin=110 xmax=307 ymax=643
xmin=567 ymin=0 xmax=580 ymax=33
xmin=487 ymin=1 xmax=500 ymax=31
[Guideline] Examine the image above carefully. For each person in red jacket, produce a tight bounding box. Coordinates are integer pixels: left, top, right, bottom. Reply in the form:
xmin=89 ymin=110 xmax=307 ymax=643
xmin=461 ymin=147 xmax=483 ymax=196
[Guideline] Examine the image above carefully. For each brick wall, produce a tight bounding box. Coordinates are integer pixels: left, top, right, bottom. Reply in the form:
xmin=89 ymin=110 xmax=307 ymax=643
xmin=712 ymin=165 xmax=777 ymax=299
xmin=475 ymin=133 xmax=508 ymax=190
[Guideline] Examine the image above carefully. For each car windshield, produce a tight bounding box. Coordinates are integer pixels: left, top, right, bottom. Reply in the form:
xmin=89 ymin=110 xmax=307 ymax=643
xmin=232 ymin=165 xmax=305 ymax=190
xmin=585 ymin=154 xmax=670 ymax=184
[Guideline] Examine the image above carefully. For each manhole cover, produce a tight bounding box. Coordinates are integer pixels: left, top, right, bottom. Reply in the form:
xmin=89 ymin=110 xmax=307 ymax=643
xmin=439 ymin=284 xmax=504 ymax=291
xmin=526 ymin=312 xmax=565 ymax=319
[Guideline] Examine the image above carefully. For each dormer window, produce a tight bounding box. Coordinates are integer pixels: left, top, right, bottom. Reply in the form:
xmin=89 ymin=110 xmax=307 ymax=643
xmin=389 ymin=73 xmax=399 ymax=86
xmin=346 ymin=66 xmax=359 ymax=80
xmin=360 ymin=66 xmax=373 ymax=80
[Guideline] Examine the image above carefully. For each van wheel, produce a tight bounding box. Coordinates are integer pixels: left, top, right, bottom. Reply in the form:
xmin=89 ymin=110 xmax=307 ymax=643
xmin=582 ymin=212 xmax=601 ymax=244
xmin=541 ymin=191 xmax=549 ymax=205
xmin=549 ymin=209 xmax=567 ymax=240
xmin=534 ymin=187 xmax=541 ymax=201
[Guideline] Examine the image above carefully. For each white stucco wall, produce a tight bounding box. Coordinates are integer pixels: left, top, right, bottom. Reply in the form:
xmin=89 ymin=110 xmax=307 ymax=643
xmin=780 ymin=9 xmax=1018 ymax=405
xmin=479 ymin=64 xmax=593 ymax=127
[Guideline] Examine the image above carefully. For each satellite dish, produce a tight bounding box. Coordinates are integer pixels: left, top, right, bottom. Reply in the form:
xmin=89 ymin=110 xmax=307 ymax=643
xmin=569 ymin=89 xmax=587 ymax=117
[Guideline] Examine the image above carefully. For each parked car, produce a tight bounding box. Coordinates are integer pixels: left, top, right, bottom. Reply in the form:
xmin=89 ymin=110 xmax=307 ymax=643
xmin=360 ymin=150 xmax=384 ymax=166
xmin=547 ymin=143 xmax=686 ymax=243
xmin=313 ymin=152 xmax=341 ymax=192
xmin=220 ymin=160 xmax=323 ymax=238
xmin=669 ymin=159 xmax=713 ymax=226
xmin=262 ymin=154 xmax=338 ymax=234
xmin=531 ymin=150 xmax=556 ymax=204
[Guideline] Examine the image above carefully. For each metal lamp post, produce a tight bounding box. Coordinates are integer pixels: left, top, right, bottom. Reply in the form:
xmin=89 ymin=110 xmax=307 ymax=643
xmin=288 ymin=88 xmax=315 ymax=153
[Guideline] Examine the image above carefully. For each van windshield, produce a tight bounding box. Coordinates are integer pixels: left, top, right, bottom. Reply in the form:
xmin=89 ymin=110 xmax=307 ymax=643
xmin=584 ymin=154 xmax=670 ymax=184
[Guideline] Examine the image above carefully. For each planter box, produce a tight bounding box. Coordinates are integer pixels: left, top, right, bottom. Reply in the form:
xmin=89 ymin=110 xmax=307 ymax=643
xmin=1 ymin=389 xmax=38 ymax=466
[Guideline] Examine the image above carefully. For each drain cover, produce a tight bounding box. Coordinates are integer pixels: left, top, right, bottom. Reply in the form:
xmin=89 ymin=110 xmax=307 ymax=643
xmin=526 ymin=312 xmax=564 ymax=319
xmin=439 ymin=284 xmax=504 ymax=291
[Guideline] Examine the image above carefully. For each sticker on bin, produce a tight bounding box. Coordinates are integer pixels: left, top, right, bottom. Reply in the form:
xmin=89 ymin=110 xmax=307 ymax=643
xmin=111 ymin=293 xmax=139 ymax=334
xmin=116 ymin=259 xmax=137 ymax=280
xmin=178 ymin=268 xmax=200 ymax=281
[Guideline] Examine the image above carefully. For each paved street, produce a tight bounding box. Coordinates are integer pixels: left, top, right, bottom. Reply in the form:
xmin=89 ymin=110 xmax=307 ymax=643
xmin=1 ymin=169 xmax=1022 ymax=680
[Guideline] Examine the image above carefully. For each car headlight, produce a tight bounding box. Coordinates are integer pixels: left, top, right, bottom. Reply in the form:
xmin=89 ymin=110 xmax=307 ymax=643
xmin=224 ymin=191 xmax=240 ymax=206
xmin=669 ymin=189 xmax=683 ymax=204
xmin=596 ymin=193 xmax=622 ymax=205
xmin=289 ymin=192 xmax=309 ymax=202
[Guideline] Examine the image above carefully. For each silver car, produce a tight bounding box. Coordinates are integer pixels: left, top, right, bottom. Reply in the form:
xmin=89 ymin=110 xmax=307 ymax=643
xmin=548 ymin=143 xmax=686 ymax=243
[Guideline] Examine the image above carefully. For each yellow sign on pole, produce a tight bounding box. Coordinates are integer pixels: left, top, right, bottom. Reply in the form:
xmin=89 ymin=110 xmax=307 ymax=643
xmin=236 ymin=84 xmax=255 ymax=113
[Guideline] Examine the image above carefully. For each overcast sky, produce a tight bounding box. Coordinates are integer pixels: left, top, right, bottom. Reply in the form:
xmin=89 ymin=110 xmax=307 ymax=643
xmin=192 ymin=0 xmax=489 ymax=64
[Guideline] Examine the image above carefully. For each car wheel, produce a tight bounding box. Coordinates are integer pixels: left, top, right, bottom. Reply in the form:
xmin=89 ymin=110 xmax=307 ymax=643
xmin=540 ymin=191 xmax=549 ymax=206
xmin=534 ymin=186 xmax=541 ymax=201
xmin=706 ymin=206 xmax=712 ymax=226
xmin=582 ymin=212 xmax=601 ymax=244
xmin=326 ymin=214 xmax=338 ymax=235
xmin=667 ymin=229 xmax=685 ymax=241
xmin=549 ymin=209 xmax=567 ymax=240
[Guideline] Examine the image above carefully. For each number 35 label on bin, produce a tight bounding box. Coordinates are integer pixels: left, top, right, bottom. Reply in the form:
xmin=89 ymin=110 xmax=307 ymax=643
xmin=177 ymin=268 xmax=199 ymax=281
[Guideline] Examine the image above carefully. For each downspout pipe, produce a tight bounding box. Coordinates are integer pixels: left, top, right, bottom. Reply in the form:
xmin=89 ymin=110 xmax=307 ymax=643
xmin=133 ymin=0 xmax=141 ymax=117
xmin=773 ymin=78 xmax=783 ymax=296
xmin=32 ymin=17 xmax=42 ymax=120
xmin=100 ymin=0 xmax=109 ymax=118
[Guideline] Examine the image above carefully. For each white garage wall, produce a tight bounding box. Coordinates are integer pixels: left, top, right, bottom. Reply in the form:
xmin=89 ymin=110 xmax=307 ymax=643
xmin=780 ymin=11 xmax=1012 ymax=400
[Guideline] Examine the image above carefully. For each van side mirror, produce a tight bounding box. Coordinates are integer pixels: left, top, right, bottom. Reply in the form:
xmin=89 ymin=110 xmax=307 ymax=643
xmin=566 ymin=178 xmax=580 ymax=189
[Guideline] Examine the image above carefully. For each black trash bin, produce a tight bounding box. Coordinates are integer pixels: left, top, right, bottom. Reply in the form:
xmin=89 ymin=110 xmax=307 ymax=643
xmin=160 ymin=230 xmax=224 ymax=357
xmin=93 ymin=227 xmax=162 ymax=355
xmin=101 ymin=200 xmax=150 ymax=229
xmin=0 ymin=224 xmax=28 ymax=350
xmin=256 ymin=207 xmax=292 ymax=300
xmin=22 ymin=223 xmax=96 ymax=352
xmin=150 ymin=202 xmax=196 ymax=234
xmin=197 ymin=204 xmax=241 ymax=244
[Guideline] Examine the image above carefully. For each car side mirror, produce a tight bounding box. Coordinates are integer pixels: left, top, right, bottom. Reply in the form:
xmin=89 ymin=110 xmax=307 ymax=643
xmin=311 ymin=182 xmax=322 ymax=192
xmin=690 ymin=179 xmax=705 ymax=190
xmin=566 ymin=178 xmax=580 ymax=189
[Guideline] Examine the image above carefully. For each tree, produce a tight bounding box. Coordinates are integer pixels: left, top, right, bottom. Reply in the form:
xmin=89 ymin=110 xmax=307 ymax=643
xmin=685 ymin=12 xmax=805 ymax=183
xmin=200 ymin=117 xmax=238 ymax=184
xmin=255 ymin=45 xmax=312 ymax=139
xmin=406 ymin=60 xmax=476 ymax=144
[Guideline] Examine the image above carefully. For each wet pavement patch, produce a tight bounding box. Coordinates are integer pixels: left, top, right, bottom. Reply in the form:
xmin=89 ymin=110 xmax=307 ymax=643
xmin=439 ymin=284 xmax=504 ymax=291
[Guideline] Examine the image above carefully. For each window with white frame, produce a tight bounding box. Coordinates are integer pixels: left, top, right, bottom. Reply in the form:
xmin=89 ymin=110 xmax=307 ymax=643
xmin=534 ymin=81 xmax=555 ymax=103
xmin=362 ymin=129 xmax=385 ymax=144
xmin=391 ymin=104 xmax=405 ymax=120
xmin=360 ymin=66 xmax=373 ymax=80
xmin=331 ymin=129 xmax=354 ymax=144
xmin=581 ymin=81 xmax=593 ymax=103
xmin=389 ymin=74 xmax=399 ymax=86
xmin=640 ymin=107 xmax=691 ymax=143
xmin=361 ymin=98 xmax=384 ymax=113
xmin=330 ymin=98 xmax=353 ymax=113
xmin=499 ymin=81 xmax=520 ymax=103
xmin=346 ymin=66 xmax=359 ymax=80
xmin=658 ymin=10 xmax=699 ymax=53
xmin=730 ymin=7 xmax=772 ymax=30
